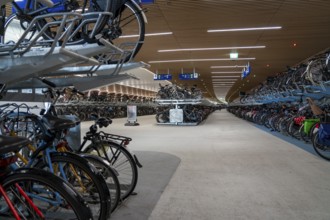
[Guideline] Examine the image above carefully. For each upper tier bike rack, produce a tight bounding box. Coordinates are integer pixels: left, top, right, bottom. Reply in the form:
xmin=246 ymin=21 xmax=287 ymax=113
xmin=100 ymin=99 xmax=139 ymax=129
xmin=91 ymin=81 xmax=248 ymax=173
xmin=0 ymin=11 xmax=142 ymax=89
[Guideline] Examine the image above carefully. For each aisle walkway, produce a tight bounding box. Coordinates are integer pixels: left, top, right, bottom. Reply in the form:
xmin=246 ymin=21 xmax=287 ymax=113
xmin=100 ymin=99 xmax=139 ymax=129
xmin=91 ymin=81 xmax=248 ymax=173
xmin=81 ymin=110 xmax=330 ymax=220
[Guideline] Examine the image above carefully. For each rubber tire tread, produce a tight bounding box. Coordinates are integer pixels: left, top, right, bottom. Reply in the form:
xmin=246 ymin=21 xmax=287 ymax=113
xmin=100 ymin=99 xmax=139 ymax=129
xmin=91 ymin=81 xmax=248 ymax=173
xmin=1 ymin=168 xmax=93 ymax=220
xmin=33 ymin=152 xmax=111 ymax=220
xmin=83 ymin=141 xmax=138 ymax=200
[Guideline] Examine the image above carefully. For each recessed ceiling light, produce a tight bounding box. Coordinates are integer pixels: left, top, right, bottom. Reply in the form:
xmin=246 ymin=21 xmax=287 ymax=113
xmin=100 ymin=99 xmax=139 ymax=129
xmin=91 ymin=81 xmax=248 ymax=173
xmin=120 ymin=32 xmax=173 ymax=38
xmin=158 ymin=45 xmax=265 ymax=52
xmin=207 ymin=26 xmax=282 ymax=33
xmin=148 ymin=57 xmax=255 ymax=63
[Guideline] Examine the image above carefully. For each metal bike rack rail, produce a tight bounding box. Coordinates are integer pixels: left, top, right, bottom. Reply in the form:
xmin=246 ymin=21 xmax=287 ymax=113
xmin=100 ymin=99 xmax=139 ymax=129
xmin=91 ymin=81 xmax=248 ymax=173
xmin=0 ymin=10 xmax=144 ymax=90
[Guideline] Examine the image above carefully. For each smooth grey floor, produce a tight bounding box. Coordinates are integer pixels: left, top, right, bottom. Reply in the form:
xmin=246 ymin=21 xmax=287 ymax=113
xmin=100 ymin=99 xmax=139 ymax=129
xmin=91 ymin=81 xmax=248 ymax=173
xmin=81 ymin=110 xmax=330 ymax=220
xmin=110 ymin=151 xmax=181 ymax=220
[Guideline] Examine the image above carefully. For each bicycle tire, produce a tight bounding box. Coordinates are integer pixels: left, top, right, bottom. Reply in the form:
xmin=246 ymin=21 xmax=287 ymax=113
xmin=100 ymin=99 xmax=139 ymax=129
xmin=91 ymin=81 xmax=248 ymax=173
xmin=1 ymin=14 xmax=39 ymax=44
xmin=0 ymin=168 xmax=93 ymax=220
xmin=33 ymin=152 xmax=111 ymax=220
xmin=156 ymin=112 xmax=169 ymax=123
xmin=80 ymin=154 xmax=121 ymax=213
xmin=96 ymin=0 xmax=145 ymax=64
xmin=308 ymin=122 xmax=319 ymax=139
xmin=34 ymin=0 xmax=111 ymax=44
xmin=83 ymin=141 xmax=138 ymax=201
xmin=299 ymin=124 xmax=310 ymax=143
xmin=312 ymin=132 xmax=330 ymax=161
xmin=288 ymin=120 xmax=301 ymax=139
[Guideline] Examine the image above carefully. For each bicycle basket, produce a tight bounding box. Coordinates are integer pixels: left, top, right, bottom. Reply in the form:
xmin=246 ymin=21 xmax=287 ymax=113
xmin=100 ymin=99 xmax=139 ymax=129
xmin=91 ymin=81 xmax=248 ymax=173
xmin=303 ymin=118 xmax=320 ymax=134
xmin=318 ymin=123 xmax=330 ymax=146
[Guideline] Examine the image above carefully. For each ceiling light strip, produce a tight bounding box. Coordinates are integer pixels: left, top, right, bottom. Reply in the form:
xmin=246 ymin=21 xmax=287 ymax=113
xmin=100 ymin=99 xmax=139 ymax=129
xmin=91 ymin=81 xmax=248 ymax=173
xmin=213 ymin=84 xmax=234 ymax=86
xmin=211 ymin=66 xmax=246 ymax=68
xmin=211 ymin=71 xmax=242 ymax=74
xmin=212 ymin=81 xmax=237 ymax=83
xmin=212 ymin=80 xmax=237 ymax=82
xmin=212 ymin=76 xmax=240 ymax=78
xmin=207 ymin=26 xmax=282 ymax=33
xmin=149 ymin=57 xmax=255 ymax=63
xmin=158 ymin=46 xmax=265 ymax=52
xmin=212 ymin=81 xmax=238 ymax=83
xmin=120 ymin=32 xmax=173 ymax=38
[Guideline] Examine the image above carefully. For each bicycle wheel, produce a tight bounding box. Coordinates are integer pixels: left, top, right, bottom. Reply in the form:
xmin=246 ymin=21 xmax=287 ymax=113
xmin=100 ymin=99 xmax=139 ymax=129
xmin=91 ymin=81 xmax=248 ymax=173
xmin=312 ymin=132 xmax=330 ymax=161
xmin=81 ymin=154 xmax=121 ymax=213
xmin=33 ymin=152 xmax=111 ymax=220
xmin=1 ymin=14 xmax=40 ymax=44
xmin=96 ymin=0 xmax=146 ymax=64
xmin=83 ymin=141 xmax=138 ymax=200
xmin=299 ymin=124 xmax=310 ymax=143
xmin=33 ymin=0 xmax=111 ymax=44
xmin=288 ymin=120 xmax=301 ymax=139
xmin=0 ymin=168 xmax=93 ymax=220
xmin=156 ymin=112 xmax=169 ymax=123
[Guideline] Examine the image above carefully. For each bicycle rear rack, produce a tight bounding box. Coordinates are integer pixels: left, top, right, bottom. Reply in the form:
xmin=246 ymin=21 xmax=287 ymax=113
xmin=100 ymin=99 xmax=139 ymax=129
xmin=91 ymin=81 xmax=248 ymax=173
xmin=99 ymin=131 xmax=132 ymax=145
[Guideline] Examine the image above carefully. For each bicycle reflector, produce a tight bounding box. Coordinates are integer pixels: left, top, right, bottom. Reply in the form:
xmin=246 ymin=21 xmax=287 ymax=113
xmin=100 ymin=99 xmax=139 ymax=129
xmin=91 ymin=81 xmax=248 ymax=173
xmin=124 ymin=139 xmax=130 ymax=145
xmin=0 ymin=152 xmax=17 ymax=168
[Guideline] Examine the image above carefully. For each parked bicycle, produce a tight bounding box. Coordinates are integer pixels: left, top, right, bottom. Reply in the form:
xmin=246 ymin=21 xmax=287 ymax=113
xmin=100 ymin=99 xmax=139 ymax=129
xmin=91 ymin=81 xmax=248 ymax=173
xmin=0 ymin=134 xmax=94 ymax=220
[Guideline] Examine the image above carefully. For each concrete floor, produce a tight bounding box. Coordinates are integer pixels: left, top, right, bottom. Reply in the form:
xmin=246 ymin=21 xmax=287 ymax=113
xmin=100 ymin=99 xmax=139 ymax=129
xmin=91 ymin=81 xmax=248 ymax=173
xmin=81 ymin=110 xmax=330 ymax=220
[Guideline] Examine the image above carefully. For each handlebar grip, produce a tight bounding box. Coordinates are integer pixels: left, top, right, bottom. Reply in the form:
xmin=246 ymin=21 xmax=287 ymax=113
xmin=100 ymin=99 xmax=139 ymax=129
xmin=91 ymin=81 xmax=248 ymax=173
xmin=37 ymin=0 xmax=55 ymax=7
xmin=41 ymin=78 xmax=56 ymax=88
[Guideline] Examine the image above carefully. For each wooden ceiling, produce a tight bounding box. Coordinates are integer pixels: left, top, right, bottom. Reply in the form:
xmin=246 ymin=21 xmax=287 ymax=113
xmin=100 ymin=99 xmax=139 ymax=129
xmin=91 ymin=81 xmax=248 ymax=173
xmin=134 ymin=0 xmax=330 ymax=102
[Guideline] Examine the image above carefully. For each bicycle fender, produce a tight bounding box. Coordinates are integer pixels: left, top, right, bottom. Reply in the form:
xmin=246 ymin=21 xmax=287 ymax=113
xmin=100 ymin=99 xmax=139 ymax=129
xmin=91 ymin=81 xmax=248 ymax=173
xmin=130 ymin=0 xmax=148 ymax=23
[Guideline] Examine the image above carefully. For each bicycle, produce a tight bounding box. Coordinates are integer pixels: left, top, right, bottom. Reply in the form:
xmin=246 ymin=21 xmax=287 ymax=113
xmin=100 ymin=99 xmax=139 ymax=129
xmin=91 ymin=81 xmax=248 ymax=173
xmin=36 ymin=84 xmax=122 ymax=212
xmin=39 ymin=84 xmax=139 ymax=202
xmin=1 ymin=0 xmax=146 ymax=61
xmin=0 ymin=134 xmax=94 ymax=220
xmin=0 ymin=102 xmax=112 ymax=220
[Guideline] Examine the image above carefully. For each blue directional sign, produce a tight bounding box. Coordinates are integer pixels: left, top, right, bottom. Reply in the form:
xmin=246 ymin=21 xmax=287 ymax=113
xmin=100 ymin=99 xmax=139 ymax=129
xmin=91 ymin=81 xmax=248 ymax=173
xmin=179 ymin=73 xmax=199 ymax=80
xmin=154 ymin=74 xmax=172 ymax=80
xmin=241 ymin=63 xmax=251 ymax=79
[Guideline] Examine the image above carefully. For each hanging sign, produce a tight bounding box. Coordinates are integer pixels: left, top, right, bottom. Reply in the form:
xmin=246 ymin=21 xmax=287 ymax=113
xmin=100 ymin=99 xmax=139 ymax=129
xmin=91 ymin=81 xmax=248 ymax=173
xmin=179 ymin=73 xmax=199 ymax=80
xmin=241 ymin=63 xmax=251 ymax=79
xmin=153 ymin=74 xmax=172 ymax=80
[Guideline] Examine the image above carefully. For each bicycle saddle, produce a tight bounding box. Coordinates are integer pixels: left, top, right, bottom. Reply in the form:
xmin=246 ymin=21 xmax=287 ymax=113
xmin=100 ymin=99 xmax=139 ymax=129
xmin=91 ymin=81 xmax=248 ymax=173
xmin=42 ymin=114 xmax=77 ymax=132
xmin=0 ymin=135 xmax=30 ymax=155
xmin=96 ymin=117 xmax=112 ymax=128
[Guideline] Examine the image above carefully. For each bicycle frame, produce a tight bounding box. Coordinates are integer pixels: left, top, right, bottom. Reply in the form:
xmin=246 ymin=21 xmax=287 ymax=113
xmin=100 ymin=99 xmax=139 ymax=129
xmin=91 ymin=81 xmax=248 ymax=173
xmin=11 ymin=0 xmax=59 ymax=17
xmin=0 ymin=182 xmax=46 ymax=220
